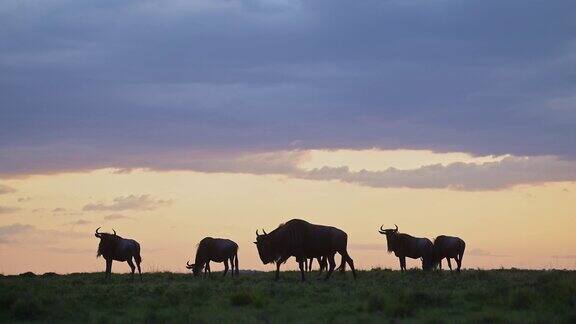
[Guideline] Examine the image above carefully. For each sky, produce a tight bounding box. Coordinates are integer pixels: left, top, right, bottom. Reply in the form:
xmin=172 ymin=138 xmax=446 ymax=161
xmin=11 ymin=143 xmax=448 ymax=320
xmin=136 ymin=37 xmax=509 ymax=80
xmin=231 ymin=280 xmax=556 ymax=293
xmin=1 ymin=0 xmax=576 ymax=274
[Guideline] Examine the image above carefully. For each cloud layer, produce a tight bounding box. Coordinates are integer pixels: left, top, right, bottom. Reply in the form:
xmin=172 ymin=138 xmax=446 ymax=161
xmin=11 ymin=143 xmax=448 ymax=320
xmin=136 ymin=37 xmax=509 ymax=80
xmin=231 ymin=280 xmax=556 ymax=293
xmin=83 ymin=195 xmax=172 ymax=212
xmin=298 ymin=156 xmax=576 ymax=190
xmin=0 ymin=0 xmax=575 ymax=192
xmin=1 ymin=0 xmax=575 ymax=175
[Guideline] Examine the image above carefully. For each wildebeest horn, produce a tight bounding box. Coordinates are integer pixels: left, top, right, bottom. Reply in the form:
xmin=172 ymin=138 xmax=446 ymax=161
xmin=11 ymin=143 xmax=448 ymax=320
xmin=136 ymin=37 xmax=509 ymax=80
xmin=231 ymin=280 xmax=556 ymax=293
xmin=186 ymin=260 xmax=191 ymax=267
xmin=262 ymin=229 xmax=267 ymax=235
xmin=256 ymin=229 xmax=260 ymax=237
xmin=112 ymin=229 xmax=116 ymax=235
xmin=379 ymin=225 xmax=386 ymax=234
xmin=394 ymin=224 xmax=398 ymax=232
xmin=95 ymin=227 xmax=101 ymax=237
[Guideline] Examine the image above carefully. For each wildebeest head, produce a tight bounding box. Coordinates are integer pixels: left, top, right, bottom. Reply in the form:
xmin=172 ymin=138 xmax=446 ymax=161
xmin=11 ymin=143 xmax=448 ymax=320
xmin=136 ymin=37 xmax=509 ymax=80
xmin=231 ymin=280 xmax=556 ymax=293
xmin=254 ymin=228 xmax=275 ymax=264
xmin=186 ymin=260 xmax=202 ymax=276
xmin=95 ymin=227 xmax=119 ymax=258
xmin=378 ymin=224 xmax=399 ymax=252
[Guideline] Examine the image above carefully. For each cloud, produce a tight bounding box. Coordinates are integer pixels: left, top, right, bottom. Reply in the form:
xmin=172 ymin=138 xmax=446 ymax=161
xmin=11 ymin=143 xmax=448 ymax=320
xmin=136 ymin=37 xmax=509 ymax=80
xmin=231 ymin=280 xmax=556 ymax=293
xmin=83 ymin=194 xmax=172 ymax=212
xmin=296 ymin=156 xmax=576 ymax=190
xmin=468 ymin=248 xmax=511 ymax=258
xmin=0 ymin=206 xmax=20 ymax=214
xmin=103 ymin=214 xmax=133 ymax=221
xmin=0 ymin=185 xmax=16 ymax=195
xmin=0 ymin=0 xmax=575 ymax=180
xmin=68 ymin=219 xmax=92 ymax=225
xmin=0 ymin=223 xmax=85 ymax=245
xmin=51 ymin=207 xmax=82 ymax=216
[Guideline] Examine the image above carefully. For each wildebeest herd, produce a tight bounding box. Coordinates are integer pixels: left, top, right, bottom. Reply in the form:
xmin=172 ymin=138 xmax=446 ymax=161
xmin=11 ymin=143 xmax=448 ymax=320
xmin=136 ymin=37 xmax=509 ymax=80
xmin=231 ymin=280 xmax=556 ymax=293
xmin=94 ymin=219 xmax=466 ymax=281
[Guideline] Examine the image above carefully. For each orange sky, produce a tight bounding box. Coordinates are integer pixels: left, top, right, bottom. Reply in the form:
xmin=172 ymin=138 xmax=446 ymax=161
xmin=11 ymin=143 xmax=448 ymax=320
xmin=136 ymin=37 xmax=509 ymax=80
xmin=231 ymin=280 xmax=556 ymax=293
xmin=1 ymin=149 xmax=575 ymax=274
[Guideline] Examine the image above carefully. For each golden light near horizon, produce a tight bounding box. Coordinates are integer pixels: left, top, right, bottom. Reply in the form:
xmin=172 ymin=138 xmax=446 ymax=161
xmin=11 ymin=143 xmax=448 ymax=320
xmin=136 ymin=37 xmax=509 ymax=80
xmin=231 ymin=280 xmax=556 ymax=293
xmin=1 ymin=149 xmax=575 ymax=275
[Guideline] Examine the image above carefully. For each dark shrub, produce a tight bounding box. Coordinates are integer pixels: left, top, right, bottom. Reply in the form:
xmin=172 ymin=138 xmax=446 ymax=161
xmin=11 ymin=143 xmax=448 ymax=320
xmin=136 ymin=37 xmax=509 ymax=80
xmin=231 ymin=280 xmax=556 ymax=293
xmin=18 ymin=272 xmax=36 ymax=278
xmin=42 ymin=272 xmax=58 ymax=277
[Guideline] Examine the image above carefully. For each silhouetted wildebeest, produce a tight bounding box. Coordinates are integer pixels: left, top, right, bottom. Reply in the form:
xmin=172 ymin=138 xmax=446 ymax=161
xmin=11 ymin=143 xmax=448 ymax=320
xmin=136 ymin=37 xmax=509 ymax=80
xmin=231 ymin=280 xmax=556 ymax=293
xmin=187 ymin=237 xmax=239 ymax=277
xmin=379 ymin=225 xmax=434 ymax=271
xmin=433 ymin=235 xmax=466 ymax=271
xmin=95 ymin=227 xmax=142 ymax=281
xmin=254 ymin=219 xmax=356 ymax=281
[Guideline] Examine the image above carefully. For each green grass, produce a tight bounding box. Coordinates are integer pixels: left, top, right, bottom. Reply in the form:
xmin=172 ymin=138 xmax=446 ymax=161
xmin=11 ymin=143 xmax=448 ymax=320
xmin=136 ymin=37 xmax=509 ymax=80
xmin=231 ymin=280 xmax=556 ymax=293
xmin=1 ymin=269 xmax=575 ymax=323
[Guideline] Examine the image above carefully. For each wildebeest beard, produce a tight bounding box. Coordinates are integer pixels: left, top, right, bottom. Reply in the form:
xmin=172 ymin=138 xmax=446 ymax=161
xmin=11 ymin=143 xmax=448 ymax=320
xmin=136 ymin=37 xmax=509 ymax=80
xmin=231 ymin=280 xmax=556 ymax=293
xmin=386 ymin=234 xmax=396 ymax=253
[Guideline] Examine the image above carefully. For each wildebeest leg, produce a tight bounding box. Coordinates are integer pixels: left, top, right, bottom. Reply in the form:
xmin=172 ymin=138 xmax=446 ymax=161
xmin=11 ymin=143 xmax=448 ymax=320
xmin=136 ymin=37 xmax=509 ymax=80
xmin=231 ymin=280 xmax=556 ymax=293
xmin=223 ymin=259 xmax=229 ymax=277
xmin=229 ymin=256 xmax=235 ymax=276
xmin=204 ymin=262 xmax=211 ymax=277
xmin=399 ymin=256 xmax=406 ymax=271
xmin=446 ymin=258 xmax=453 ymax=270
xmin=135 ymin=258 xmax=142 ymax=282
xmin=307 ymin=258 xmax=313 ymax=272
xmin=127 ymin=259 xmax=136 ymax=281
xmin=298 ymin=259 xmax=306 ymax=282
xmin=105 ymin=259 xmax=113 ymax=279
xmin=274 ymin=255 xmax=289 ymax=281
xmin=324 ymin=253 xmax=337 ymax=281
xmin=438 ymin=259 xmax=443 ymax=270
xmin=456 ymin=254 xmax=463 ymax=272
xmin=341 ymin=251 xmax=356 ymax=279
xmin=234 ymin=254 xmax=239 ymax=277
xmin=317 ymin=257 xmax=325 ymax=277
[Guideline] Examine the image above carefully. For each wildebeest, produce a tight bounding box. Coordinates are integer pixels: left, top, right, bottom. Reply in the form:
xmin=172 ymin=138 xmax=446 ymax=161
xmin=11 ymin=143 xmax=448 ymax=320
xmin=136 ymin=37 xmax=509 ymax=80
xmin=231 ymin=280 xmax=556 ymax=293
xmin=187 ymin=237 xmax=239 ymax=277
xmin=254 ymin=219 xmax=356 ymax=281
xmin=95 ymin=227 xmax=142 ymax=281
xmin=433 ymin=235 xmax=466 ymax=271
xmin=378 ymin=224 xmax=434 ymax=271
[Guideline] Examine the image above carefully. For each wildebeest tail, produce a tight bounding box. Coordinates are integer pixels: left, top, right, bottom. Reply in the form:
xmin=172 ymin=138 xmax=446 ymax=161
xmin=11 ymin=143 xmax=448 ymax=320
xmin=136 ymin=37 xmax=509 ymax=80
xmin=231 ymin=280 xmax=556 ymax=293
xmin=134 ymin=243 xmax=142 ymax=263
xmin=234 ymin=253 xmax=239 ymax=276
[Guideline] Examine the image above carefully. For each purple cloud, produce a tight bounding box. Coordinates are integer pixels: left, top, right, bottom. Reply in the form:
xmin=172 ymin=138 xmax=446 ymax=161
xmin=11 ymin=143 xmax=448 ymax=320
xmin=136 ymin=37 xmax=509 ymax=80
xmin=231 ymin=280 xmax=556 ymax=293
xmin=0 ymin=0 xmax=574 ymax=191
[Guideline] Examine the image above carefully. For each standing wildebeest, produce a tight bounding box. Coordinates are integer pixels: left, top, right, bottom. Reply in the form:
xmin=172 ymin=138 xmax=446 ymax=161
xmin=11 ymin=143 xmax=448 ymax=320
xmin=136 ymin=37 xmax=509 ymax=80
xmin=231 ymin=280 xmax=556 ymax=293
xmin=378 ymin=224 xmax=434 ymax=271
xmin=187 ymin=237 xmax=239 ymax=277
xmin=254 ymin=219 xmax=356 ymax=281
xmin=95 ymin=227 xmax=142 ymax=281
xmin=433 ymin=235 xmax=466 ymax=271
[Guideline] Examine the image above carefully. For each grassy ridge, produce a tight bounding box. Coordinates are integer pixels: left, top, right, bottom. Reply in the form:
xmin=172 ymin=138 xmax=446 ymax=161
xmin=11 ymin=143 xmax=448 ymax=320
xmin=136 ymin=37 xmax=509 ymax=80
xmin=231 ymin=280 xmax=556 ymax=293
xmin=1 ymin=269 xmax=575 ymax=323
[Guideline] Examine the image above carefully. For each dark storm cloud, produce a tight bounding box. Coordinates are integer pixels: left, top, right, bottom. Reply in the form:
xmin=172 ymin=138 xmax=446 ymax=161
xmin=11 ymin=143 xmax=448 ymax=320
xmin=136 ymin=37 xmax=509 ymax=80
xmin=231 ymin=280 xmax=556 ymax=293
xmin=1 ymin=0 xmax=575 ymax=177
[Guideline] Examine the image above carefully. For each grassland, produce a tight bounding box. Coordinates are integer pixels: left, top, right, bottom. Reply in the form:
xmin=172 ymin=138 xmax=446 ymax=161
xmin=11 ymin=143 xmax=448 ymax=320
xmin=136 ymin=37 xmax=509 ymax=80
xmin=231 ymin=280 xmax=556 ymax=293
xmin=1 ymin=269 xmax=575 ymax=323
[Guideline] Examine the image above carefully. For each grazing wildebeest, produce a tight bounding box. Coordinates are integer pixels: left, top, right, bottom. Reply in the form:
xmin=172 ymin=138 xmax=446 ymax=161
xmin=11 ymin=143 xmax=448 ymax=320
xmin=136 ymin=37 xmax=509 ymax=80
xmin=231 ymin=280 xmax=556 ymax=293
xmin=378 ymin=224 xmax=434 ymax=271
xmin=254 ymin=219 xmax=356 ymax=281
xmin=95 ymin=227 xmax=142 ymax=281
xmin=433 ymin=235 xmax=466 ymax=271
xmin=187 ymin=237 xmax=239 ymax=277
